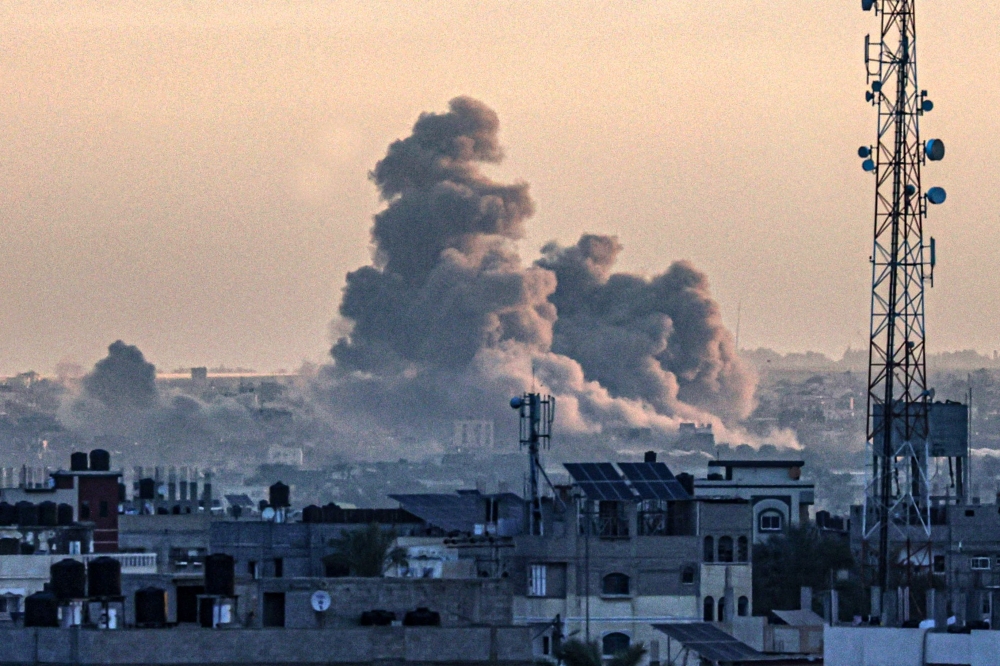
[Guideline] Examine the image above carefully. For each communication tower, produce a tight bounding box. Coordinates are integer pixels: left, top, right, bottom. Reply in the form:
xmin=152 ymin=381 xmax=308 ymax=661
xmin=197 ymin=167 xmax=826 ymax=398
xmin=510 ymin=393 xmax=555 ymax=536
xmin=857 ymin=0 xmax=949 ymax=618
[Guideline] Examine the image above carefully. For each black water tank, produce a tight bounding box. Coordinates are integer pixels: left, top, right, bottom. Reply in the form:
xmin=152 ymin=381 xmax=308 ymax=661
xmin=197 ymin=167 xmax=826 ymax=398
xmin=51 ymin=559 xmax=86 ymax=600
xmin=302 ymin=505 xmax=322 ymax=523
xmin=644 ymin=450 xmax=657 ymax=463
xmin=87 ymin=556 xmax=122 ymax=597
xmin=360 ymin=609 xmax=396 ymax=626
xmin=138 ymin=478 xmax=155 ymax=500
xmin=0 ymin=502 xmax=13 ymax=526
xmin=57 ymin=503 xmax=74 ymax=526
xmin=204 ymin=553 xmax=235 ymax=596
xmin=89 ymin=449 xmax=111 ymax=472
xmin=403 ymin=607 xmax=441 ymax=627
xmin=322 ymin=503 xmax=338 ymax=523
xmin=37 ymin=501 xmax=58 ymax=527
xmin=135 ymin=587 xmax=168 ymax=627
xmin=0 ymin=538 xmax=19 ymax=555
xmin=676 ymin=473 xmax=695 ymax=496
xmin=15 ymin=501 xmax=37 ymax=526
xmin=24 ymin=591 xmax=59 ymax=627
xmin=269 ymin=481 xmax=290 ymax=509
xmin=70 ymin=452 xmax=89 ymax=472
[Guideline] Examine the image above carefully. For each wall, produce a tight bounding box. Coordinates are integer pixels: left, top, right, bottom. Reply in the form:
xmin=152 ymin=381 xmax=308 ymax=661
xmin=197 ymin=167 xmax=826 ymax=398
xmin=0 ymin=626 xmax=533 ymax=665
xmin=824 ymin=626 xmax=1000 ymax=666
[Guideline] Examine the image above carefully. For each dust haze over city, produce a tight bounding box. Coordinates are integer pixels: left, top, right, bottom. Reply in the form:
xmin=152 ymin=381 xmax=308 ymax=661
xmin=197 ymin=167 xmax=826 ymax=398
xmin=4 ymin=4 xmax=1000 ymax=517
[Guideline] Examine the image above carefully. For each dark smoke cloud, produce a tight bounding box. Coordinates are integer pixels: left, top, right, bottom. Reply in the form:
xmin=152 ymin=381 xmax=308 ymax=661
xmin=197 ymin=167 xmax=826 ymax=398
xmin=325 ymin=97 xmax=756 ymax=443
xmin=537 ymin=235 xmax=755 ymax=422
xmin=81 ymin=340 xmax=158 ymax=411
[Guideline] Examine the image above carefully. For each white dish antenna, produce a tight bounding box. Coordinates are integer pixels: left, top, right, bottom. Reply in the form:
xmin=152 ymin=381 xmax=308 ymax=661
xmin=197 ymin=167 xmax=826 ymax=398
xmin=311 ymin=590 xmax=332 ymax=612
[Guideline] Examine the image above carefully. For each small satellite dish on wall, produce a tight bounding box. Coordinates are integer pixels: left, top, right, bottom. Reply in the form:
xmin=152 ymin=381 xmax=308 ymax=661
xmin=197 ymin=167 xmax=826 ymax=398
xmin=261 ymin=507 xmax=276 ymax=521
xmin=311 ymin=590 xmax=332 ymax=612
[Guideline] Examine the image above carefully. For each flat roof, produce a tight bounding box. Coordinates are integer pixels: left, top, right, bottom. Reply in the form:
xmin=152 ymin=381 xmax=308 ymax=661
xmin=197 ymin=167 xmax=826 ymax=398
xmin=708 ymin=460 xmax=804 ymax=468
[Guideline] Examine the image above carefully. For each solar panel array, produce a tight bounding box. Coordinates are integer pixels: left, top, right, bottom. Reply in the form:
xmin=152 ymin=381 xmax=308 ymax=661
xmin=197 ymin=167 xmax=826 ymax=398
xmin=563 ymin=463 xmax=634 ymax=501
xmin=388 ymin=493 xmax=483 ymax=533
xmin=652 ymin=623 xmax=764 ymax=662
xmin=617 ymin=462 xmax=691 ymax=501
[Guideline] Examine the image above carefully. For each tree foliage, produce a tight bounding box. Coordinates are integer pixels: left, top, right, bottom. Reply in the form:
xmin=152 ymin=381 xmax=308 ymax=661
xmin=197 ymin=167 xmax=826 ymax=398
xmin=323 ymin=523 xmax=406 ymax=577
xmin=752 ymin=524 xmax=862 ymax=619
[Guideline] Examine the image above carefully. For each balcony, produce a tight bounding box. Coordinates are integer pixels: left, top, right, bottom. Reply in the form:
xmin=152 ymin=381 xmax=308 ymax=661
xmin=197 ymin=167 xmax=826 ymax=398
xmin=83 ymin=553 xmax=157 ymax=574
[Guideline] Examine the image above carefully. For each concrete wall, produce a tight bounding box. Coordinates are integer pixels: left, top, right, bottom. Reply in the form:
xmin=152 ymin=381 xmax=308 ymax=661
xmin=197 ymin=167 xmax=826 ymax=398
xmin=0 ymin=626 xmax=533 ymax=665
xmin=825 ymin=626 xmax=1000 ymax=666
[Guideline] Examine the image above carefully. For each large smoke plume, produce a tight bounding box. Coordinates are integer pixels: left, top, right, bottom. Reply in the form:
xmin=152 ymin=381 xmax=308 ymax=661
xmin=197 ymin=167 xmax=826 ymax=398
xmin=324 ymin=97 xmax=756 ymax=444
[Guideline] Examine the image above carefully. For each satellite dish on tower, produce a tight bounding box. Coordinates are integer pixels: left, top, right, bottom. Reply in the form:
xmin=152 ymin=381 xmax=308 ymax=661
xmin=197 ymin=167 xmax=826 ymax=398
xmin=926 ymin=139 xmax=945 ymax=161
xmin=926 ymin=187 xmax=947 ymax=205
xmin=311 ymin=590 xmax=332 ymax=612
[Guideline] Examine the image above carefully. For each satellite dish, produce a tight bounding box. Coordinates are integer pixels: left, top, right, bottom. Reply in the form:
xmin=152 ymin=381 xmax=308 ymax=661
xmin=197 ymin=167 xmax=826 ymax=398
xmin=862 ymin=0 xmax=875 ymax=10
xmin=261 ymin=507 xmax=276 ymax=521
xmin=926 ymin=187 xmax=947 ymax=205
xmin=509 ymin=396 xmax=523 ymax=409
xmin=858 ymin=146 xmax=871 ymax=158
xmin=311 ymin=590 xmax=332 ymax=612
xmin=905 ymin=184 xmax=916 ymax=196
xmin=926 ymin=139 xmax=945 ymax=161
xmin=862 ymin=159 xmax=876 ymax=172
xmin=922 ymin=99 xmax=934 ymax=112
xmin=871 ymin=80 xmax=882 ymax=92
xmin=865 ymin=92 xmax=875 ymax=102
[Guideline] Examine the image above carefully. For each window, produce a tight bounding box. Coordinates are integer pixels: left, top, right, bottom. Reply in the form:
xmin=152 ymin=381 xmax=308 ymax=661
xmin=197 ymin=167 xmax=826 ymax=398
xmin=248 ymin=561 xmax=259 ymax=579
xmin=542 ymin=636 xmax=550 ymax=655
xmin=602 ymin=633 xmax=630 ymax=656
xmin=759 ymin=511 xmax=783 ymax=532
xmin=738 ymin=596 xmax=749 ymax=617
xmin=703 ymin=596 xmax=714 ymax=622
xmin=933 ymin=555 xmax=946 ymax=574
xmin=79 ymin=502 xmax=91 ymax=520
xmin=0 ymin=594 xmax=20 ymax=613
xmin=681 ymin=565 xmax=696 ymax=585
xmin=703 ymin=536 xmax=715 ymax=562
xmin=263 ymin=592 xmax=285 ymax=627
xmin=602 ymin=573 xmax=630 ymax=596
xmin=99 ymin=501 xmax=108 ymax=518
xmin=528 ymin=564 xmax=547 ymax=597
xmin=737 ymin=536 xmax=749 ymax=563
xmin=274 ymin=558 xmax=284 ymax=578
xmin=718 ymin=536 xmax=734 ymax=563
xmin=970 ymin=557 xmax=991 ymax=571
xmin=718 ymin=597 xmax=727 ymax=622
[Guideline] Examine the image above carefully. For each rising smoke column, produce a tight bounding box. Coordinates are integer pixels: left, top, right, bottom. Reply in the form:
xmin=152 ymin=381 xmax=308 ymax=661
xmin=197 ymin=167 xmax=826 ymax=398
xmin=81 ymin=340 xmax=158 ymax=411
xmin=328 ymin=97 xmax=755 ymax=442
xmin=537 ymin=235 xmax=756 ymax=422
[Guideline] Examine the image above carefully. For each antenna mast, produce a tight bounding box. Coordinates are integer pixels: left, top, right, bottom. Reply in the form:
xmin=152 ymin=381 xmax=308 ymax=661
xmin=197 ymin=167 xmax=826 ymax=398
xmin=511 ymin=393 xmax=555 ymax=536
xmin=857 ymin=0 xmax=947 ymax=616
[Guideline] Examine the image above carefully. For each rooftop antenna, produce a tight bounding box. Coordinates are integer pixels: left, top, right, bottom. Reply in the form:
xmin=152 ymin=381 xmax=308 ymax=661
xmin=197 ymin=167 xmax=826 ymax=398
xmin=510 ymin=392 xmax=555 ymax=536
xmin=857 ymin=0 xmax=948 ymax=621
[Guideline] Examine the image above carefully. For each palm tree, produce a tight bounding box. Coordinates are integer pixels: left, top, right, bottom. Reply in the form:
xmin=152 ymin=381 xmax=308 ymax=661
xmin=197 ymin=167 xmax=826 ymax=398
xmin=323 ymin=523 xmax=406 ymax=577
xmin=557 ymin=638 xmax=647 ymax=666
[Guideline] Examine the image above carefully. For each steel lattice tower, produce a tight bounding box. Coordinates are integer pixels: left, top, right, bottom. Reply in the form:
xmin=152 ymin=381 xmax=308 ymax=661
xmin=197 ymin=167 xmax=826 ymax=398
xmin=859 ymin=0 xmax=947 ymax=604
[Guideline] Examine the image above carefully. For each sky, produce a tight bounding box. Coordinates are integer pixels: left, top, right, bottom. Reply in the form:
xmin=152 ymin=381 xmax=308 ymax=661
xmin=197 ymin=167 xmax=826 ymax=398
xmin=1 ymin=1 xmax=999 ymax=376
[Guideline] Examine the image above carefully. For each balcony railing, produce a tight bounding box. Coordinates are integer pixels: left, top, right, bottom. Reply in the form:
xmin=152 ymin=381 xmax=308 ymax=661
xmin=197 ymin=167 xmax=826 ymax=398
xmin=82 ymin=553 xmax=157 ymax=574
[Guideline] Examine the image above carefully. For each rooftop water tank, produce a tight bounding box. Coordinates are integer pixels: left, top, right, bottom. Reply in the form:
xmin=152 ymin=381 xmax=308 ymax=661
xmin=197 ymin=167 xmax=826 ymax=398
xmin=57 ymin=503 xmax=74 ymax=526
xmin=24 ymin=591 xmax=59 ymax=627
xmin=302 ymin=505 xmax=322 ymax=523
xmin=269 ymin=481 xmax=290 ymax=509
xmin=37 ymin=501 xmax=58 ymax=527
xmin=51 ymin=559 xmax=87 ymax=600
xmin=138 ymin=478 xmax=155 ymax=500
xmin=87 ymin=556 xmax=122 ymax=598
xmin=403 ymin=607 xmax=441 ymax=627
xmin=15 ymin=501 xmax=37 ymax=527
xmin=89 ymin=449 xmax=111 ymax=472
xmin=0 ymin=502 xmax=13 ymax=526
xmin=135 ymin=587 xmax=167 ymax=627
xmin=70 ymin=452 xmax=89 ymax=472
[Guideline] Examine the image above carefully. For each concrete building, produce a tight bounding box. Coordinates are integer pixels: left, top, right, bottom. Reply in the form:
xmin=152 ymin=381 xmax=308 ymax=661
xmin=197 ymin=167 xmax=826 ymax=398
xmin=695 ymin=460 xmax=815 ymax=543
xmin=825 ymin=625 xmax=1000 ymax=666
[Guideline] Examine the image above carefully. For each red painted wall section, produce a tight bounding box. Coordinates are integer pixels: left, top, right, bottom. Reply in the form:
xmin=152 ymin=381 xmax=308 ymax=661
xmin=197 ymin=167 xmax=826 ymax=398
xmin=78 ymin=475 xmax=120 ymax=553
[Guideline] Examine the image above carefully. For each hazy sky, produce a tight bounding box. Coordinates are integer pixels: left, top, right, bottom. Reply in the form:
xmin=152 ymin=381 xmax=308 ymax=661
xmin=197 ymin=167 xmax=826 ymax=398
xmin=2 ymin=1 xmax=999 ymax=376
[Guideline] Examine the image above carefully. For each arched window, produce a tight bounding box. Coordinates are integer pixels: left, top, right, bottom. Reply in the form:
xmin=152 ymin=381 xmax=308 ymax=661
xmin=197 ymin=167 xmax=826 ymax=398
xmin=718 ymin=536 xmax=734 ymax=563
xmin=703 ymin=596 xmax=715 ymax=622
xmin=681 ymin=565 xmax=696 ymax=585
xmin=602 ymin=632 xmax=630 ymax=656
xmin=738 ymin=596 xmax=749 ymax=617
xmin=602 ymin=573 xmax=630 ymax=596
xmin=759 ymin=510 xmax=783 ymax=532
xmin=703 ymin=536 xmax=715 ymax=562
xmin=737 ymin=536 xmax=749 ymax=562
xmin=718 ymin=597 xmax=727 ymax=622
